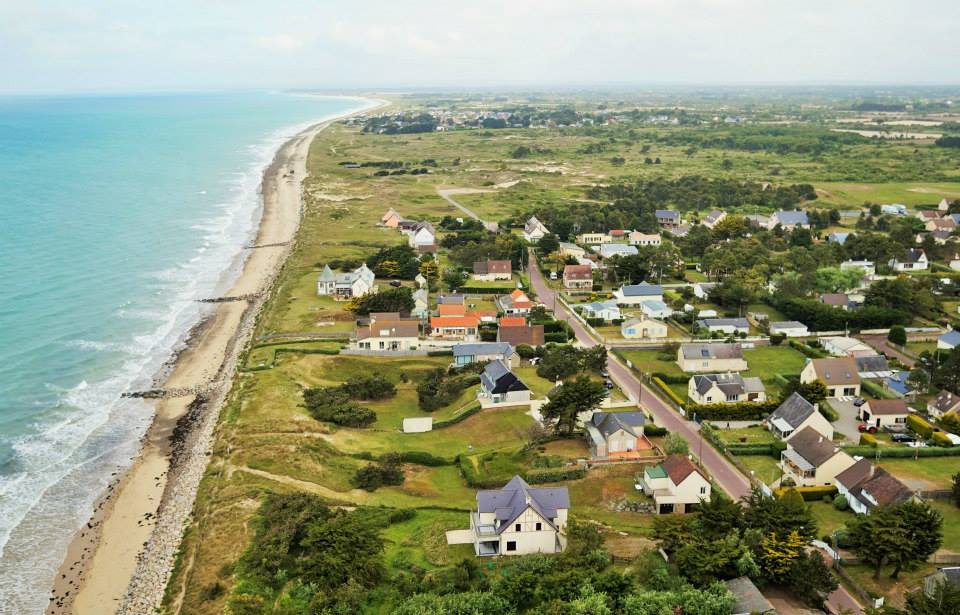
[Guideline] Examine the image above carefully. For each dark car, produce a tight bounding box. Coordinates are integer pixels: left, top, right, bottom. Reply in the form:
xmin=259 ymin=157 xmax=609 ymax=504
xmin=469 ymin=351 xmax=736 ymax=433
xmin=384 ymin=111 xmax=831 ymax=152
xmin=604 ymin=380 xmax=615 ymax=389
xmin=891 ymin=433 xmax=916 ymax=443
xmin=389 ymin=280 xmax=403 ymax=288
xmin=853 ymin=398 xmax=866 ymax=407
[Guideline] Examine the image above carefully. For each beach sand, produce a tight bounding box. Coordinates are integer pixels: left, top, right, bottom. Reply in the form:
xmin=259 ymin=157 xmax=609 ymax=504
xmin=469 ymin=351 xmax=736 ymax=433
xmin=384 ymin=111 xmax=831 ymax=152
xmin=47 ymin=99 xmax=387 ymax=615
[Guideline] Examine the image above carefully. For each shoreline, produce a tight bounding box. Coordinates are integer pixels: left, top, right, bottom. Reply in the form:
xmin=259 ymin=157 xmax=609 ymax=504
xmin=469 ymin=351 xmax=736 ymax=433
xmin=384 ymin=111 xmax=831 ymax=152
xmin=47 ymin=96 xmax=389 ymax=615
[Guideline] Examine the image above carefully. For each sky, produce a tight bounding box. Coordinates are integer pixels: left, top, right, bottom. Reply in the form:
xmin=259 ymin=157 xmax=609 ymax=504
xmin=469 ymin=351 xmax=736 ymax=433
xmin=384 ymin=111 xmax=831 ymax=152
xmin=1 ymin=0 xmax=958 ymax=94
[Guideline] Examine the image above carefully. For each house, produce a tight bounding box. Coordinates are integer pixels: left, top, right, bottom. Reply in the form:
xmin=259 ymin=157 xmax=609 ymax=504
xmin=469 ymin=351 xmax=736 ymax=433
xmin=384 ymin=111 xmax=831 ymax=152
xmin=412 ymin=288 xmax=429 ymax=319
xmin=478 ymin=360 xmax=531 ymax=405
xmin=669 ymin=225 xmax=691 ymax=238
xmin=438 ymin=303 xmax=467 ymax=317
xmin=498 ymin=315 xmax=526 ymax=328
xmin=453 ymin=342 xmax=518 ymax=368
xmin=927 ymin=229 xmax=955 ymax=245
xmin=640 ymin=300 xmax=673 ymax=319
xmin=317 ymin=263 xmax=377 ymax=300
xmin=621 ymin=316 xmax=668 ymax=339
xmin=835 ymin=459 xmax=915 ymax=515
xmin=939 ymin=198 xmax=952 ymax=212
xmin=576 ymin=232 xmax=611 ymax=245
xmin=639 ymin=455 xmax=711 ymax=514
xmin=613 ymin=281 xmax=664 ymax=305
xmin=767 ymin=392 xmax=834 ymax=441
xmin=855 ymin=354 xmax=894 ymax=379
xmin=496 ymin=289 xmax=534 ymax=315
xmin=768 ymin=210 xmax=810 ymax=230
xmin=821 ymin=336 xmax=876 ymax=358
xmin=881 ymin=203 xmax=907 ymax=216
xmin=695 ymin=317 xmax=749 ymax=335
xmin=559 ymin=242 xmax=586 ymax=259
xmin=352 ymin=318 xmax=420 ymax=352
xmin=859 ymin=399 xmax=909 ymax=431
xmin=414 ymin=273 xmax=427 ymax=289
xmin=609 ymin=229 xmax=628 ymax=240
xmin=693 ymin=282 xmax=716 ymax=300
xmin=598 ymin=243 xmax=638 ymax=259
xmin=828 ymin=231 xmax=852 ymax=245
xmin=770 ymin=321 xmax=809 ymax=338
xmin=655 ymin=209 xmax=681 ymax=229
xmin=800 ymin=357 xmax=861 ymax=398
xmin=472 ymin=259 xmax=512 ymax=281
xmin=460 ymin=476 xmax=568 ymax=556
xmin=438 ymin=293 xmax=465 ymax=305
xmin=926 ymin=217 xmax=957 ymax=233
xmin=380 ymin=208 xmax=403 ymax=228
xmin=724 ymin=577 xmax=776 ymax=615
xmin=889 ymin=248 xmax=928 ymax=272
xmin=579 ymin=300 xmax=621 ymax=322
xmin=498 ymin=324 xmax=545 ymax=347
xmin=780 ymin=427 xmax=855 ymax=487
xmin=688 ymin=373 xmax=766 ymax=404
xmin=916 ymin=209 xmax=941 ymax=222
xmin=563 ymin=264 xmax=594 ymax=290
xmin=818 ymin=292 xmax=851 ymax=310
xmin=522 ymin=216 xmax=549 ymax=243
xmin=584 ymin=411 xmax=648 ymax=459
xmin=938 ymin=329 xmax=960 ymax=350
xmin=841 ymin=259 xmax=876 ymax=278
xmin=884 ymin=370 xmax=916 ymax=399
xmin=677 ymin=343 xmax=748 ymax=373
xmin=702 ymin=210 xmax=726 ymax=229
xmin=407 ymin=221 xmax=436 ymax=249
xmin=429 ymin=315 xmax=480 ymax=340
xmin=951 ymin=254 xmax=960 ymax=271
xmin=696 ymin=309 xmax=718 ymax=318
xmin=927 ymin=389 xmax=960 ymax=419
xmin=628 ymin=231 xmax=662 ymax=246
xmin=923 ymin=568 xmax=960 ymax=598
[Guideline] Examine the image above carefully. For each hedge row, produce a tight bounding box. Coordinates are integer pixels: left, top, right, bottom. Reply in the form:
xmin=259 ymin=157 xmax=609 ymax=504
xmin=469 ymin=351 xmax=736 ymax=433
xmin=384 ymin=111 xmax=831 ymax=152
xmin=840 ymin=445 xmax=960 ymax=458
xmin=907 ymin=414 xmax=936 ymax=438
xmin=652 ymin=377 xmax=686 ymax=408
xmin=455 ymin=286 xmax=516 ymax=294
xmin=861 ymin=379 xmax=897 ymax=400
xmin=727 ymin=442 xmax=787 ymax=457
xmin=426 ymin=349 xmax=454 ymax=357
xmin=774 ymin=485 xmax=838 ymax=501
xmin=687 ymin=399 xmax=781 ymax=421
xmin=644 ymin=424 xmax=668 ymax=437
xmin=652 ymin=372 xmax=689 ymax=385
xmin=789 ymin=340 xmax=827 ymax=359
xmin=524 ymin=467 xmax=588 ymax=484
xmin=353 ymin=451 xmax=453 ymax=466
xmin=819 ymin=401 xmax=840 ymax=422
xmin=932 ymin=432 xmax=954 ymax=447
xmin=434 ymin=403 xmax=482 ymax=429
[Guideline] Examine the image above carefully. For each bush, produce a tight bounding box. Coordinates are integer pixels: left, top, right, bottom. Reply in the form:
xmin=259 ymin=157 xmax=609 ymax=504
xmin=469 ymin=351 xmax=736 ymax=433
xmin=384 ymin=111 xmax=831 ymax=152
xmin=393 ymin=451 xmax=453 ymax=466
xmin=524 ymin=467 xmax=587 ymax=484
xmin=789 ymin=339 xmax=826 ymax=358
xmin=908 ymin=414 xmax=936 ymax=438
xmin=833 ymin=494 xmax=849 ymax=511
xmin=586 ymin=317 xmax=606 ymax=327
xmin=818 ymin=401 xmax=839 ymax=422
xmin=859 ymin=432 xmax=878 ymax=447
xmin=644 ymin=424 xmax=668 ymax=437
xmin=651 ymin=372 xmax=689 ymax=384
xmin=388 ymin=509 xmax=417 ymax=524
xmin=727 ymin=442 xmax=787 ymax=457
xmin=932 ymin=431 xmax=954 ymax=447
xmin=433 ymin=403 xmax=482 ymax=429
xmin=888 ymin=325 xmax=907 ymax=346
xmin=339 ymin=374 xmax=396 ymax=400
xmin=352 ymin=455 xmax=405 ymax=491
xmin=687 ymin=399 xmax=781 ymax=421
xmin=652 ymin=377 xmax=686 ymax=408
xmin=769 ymin=333 xmax=786 ymax=346
xmin=861 ymin=379 xmax=897 ymax=400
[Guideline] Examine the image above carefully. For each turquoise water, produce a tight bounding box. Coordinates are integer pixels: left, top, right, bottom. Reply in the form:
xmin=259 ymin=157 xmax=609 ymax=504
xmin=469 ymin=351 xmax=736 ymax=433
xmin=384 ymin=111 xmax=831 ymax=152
xmin=0 ymin=92 xmax=369 ymax=611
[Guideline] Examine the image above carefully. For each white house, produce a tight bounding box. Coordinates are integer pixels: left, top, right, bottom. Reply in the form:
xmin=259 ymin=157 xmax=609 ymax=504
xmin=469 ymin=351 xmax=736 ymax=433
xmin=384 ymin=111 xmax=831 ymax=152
xmin=628 ymin=231 xmax=662 ymax=246
xmin=800 ymin=357 xmax=861 ymax=398
xmin=889 ymin=248 xmax=928 ymax=272
xmin=939 ymin=198 xmax=952 ymax=212
xmin=881 ymin=203 xmax=907 ymax=216
xmin=454 ymin=476 xmax=569 ymax=556
xmin=478 ymin=360 xmax=531 ymax=406
xmin=766 ymin=393 xmax=834 ymax=441
xmin=559 ymin=242 xmax=586 ymax=259
xmin=696 ymin=317 xmax=749 ymax=335
xmin=639 ymin=455 xmax=711 ymax=515
xmin=614 ymin=282 xmax=664 ymax=306
xmin=835 ymin=459 xmax=915 ymax=515
xmin=927 ymin=389 xmax=960 ymax=419
xmin=640 ymin=300 xmax=673 ymax=319
xmin=523 ymin=216 xmax=549 ymax=243
xmin=950 ymin=254 xmax=960 ymax=272
xmin=472 ymin=259 xmax=513 ymax=281
xmin=621 ymin=316 xmax=668 ymax=339
xmin=598 ymin=243 xmax=638 ymax=259
xmin=693 ymin=282 xmax=716 ymax=300
xmin=407 ymin=221 xmax=436 ymax=249
xmin=687 ymin=373 xmax=766 ymax=404
xmin=768 ymin=210 xmax=810 ymax=230
xmin=770 ymin=321 xmax=809 ymax=338
xmin=584 ymin=412 xmax=648 ymax=459
xmin=352 ymin=319 xmax=420 ymax=352
xmin=412 ymin=288 xmax=429 ymax=319
xmin=452 ymin=342 xmax=518 ymax=368
xmin=858 ymin=399 xmax=909 ymax=431
xmin=317 ymin=263 xmax=377 ymax=300
xmin=820 ymin=336 xmax=875 ymax=358
xmin=579 ymin=300 xmax=621 ymax=322
xmin=702 ymin=210 xmax=726 ymax=229
xmin=840 ymin=259 xmax=876 ymax=278
xmin=780 ymin=427 xmax=855 ymax=487
xmin=938 ymin=330 xmax=960 ymax=350
xmin=677 ymin=343 xmax=748 ymax=373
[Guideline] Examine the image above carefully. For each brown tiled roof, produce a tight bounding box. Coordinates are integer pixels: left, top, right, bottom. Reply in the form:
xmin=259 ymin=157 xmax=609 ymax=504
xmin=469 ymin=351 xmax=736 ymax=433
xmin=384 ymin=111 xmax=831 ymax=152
xmin=660 ymin=454 xmax=706 ymax=485
xmin=357 ymin=320 xmax=419 ymax=339
xmin=789 ymin=426 xmax=840 ymax=467
xmin=837 ymin=459 xmax=913 ymax=508
xmin=497 ymin=324 xmax=545 ymax=346
xmin=473 ymin=259 xmax=512 ymax=275
xmin=866 ymin=399 xmax=908 ymax=415
xmin=563 ymin=264 xmax=593 ymax=280
xmin=810 ymin=357 xmax=860 ymax=386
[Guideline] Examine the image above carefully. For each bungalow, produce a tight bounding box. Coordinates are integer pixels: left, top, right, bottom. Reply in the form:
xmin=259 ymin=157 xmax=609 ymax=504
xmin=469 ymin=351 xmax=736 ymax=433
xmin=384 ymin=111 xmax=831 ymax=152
xmin=770 ymin=321 xmax=809 ymax=338
xmin=584 ymin=411 xmax=648 ymax=459
xmin=478 ymin=360 xmax=531 ymax=405
xmin=818 ymin=293 xmax=852 ymax=310
xmin=472 ymin=259 xmax=512 ymax=281
xmin=460 ymin=476 xmax=568 ymax=556
xmin=628 ymin=231 xmax=662 ymax=246
xmin=821 ymin=336 xmax=875 ymax=358
xmin=639 ymin=455 xmax=711 ymax=514
xmin=881 ymin=203 xmax=907 ymax=216
xmin=407 ymin=221 xmax=436 ymax=250
xmin=453 ymin=342 xmax=518 ymax=368
xmin=768 ymin=210 xmax=810 ymax=230
xmin=938 ymin=329 xmax=960 ymax=350
xmin=926 ymin=218 xmax=957 ymax=233
xmin=835 ymin=459 xmax=915 ymax=515
xmin=317 ymin=263 xmax=377 ymax=300
xmin=800 ymin=357 xmax=861 ymax=398
xmin=655 ymin=209 xmax=681 ymax=229
xmin=613 ymin=281 xmax=664 ymax=305
xmin=695 ymin=317 xmax=749 ymax=335
xmin=579 ymin=300 xmax=621 ymax=322
xmin=841 ymin=259 xmax=876 ymax=278
xmin=496 ymin=289 xmax=534 ymax=315
xmin=352 ymin=318 xmax=420 ymax=352
xmin=780 ymin=427 xmax=855 ymax=487
xmin=559 ymin=242 xmax=586 ymax=259
xmin=412 ymin=288 xmax=429 ymax=319
xmin=380 ymin=207 xmax=403 ymax=228
xmin=620 ymin=315 xmax=668 ymax=339
xmin=640 ymin=300 xmax=673 ymax=319
xmin=669 ymin=225 xmax=691 ymax=238
xmin=688 ymin=373 xmax=766 ymax=404
xmin=702 ymin=210 xmax=726 ymax=229
xmin=828 ymin=231 xmax=852 ymax=245
xmin=693 ymin=282 xmax=716 ymax=300
xmin=523 ymin=216 xmax=549 ymax=243
xmin=563 ymin=264 xmax=593 ymax=290
xmin=858 ymin=399 xmax=909 ymax=431
xmin=598 ymin=243 xmax=638 ymax=259
xmin=576 ymin=232 xmax=611 ymax=245
xmin=438 ymin=303 xmax=467 ymax=317
xmin=927 ymin=389 xmax=960 ymax=419
xmin=884 ymin=370 xmax=916 ymax=399
xmin=916 ymin=209 xmax=941 ymax=223
xmin=438 ymin=293 xmax=465 ymax=305
xmin=889 ymin=248 xmax=928 ymax=272
xmin=767 ymin=393 xmax=834 ymax=441
xmin=498 ymin=324 xmax=545 ymax=347
xmin=429 ymin=315 xmax=480 ymax=340
xmin=677 ymin=343 xmax=748 ymax=373
xmin=855 ymin=354 xmax=894 ymax=379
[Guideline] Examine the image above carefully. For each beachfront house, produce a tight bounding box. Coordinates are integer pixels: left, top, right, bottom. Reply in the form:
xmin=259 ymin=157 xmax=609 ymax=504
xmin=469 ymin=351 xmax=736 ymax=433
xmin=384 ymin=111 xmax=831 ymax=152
xmin=620 ymin=315 xmax=668 ymax=339
xmin=766 ymin=393 xmax=833 ymax=441
xmin=835 ymin=459 xmax=915 ymax=515
xmin=613 ymin=282 xmax=663 ymax=306
xmin=317 ymin=263 xmax=377 ymax=300
xmin=687 ymin=373 xmax=766 ymax=405
xmin=478 ymin=360 xmax=531 ymax=406
xmin=780 ymin=427 xmax=855 ymax=487
xmin=677 ymin=343 xmax=748 ymax=373
xmin=639 ymin=455 xmax=711 ymax=514
xmin=800 ymin=357 xmax=861 ymax=398
xmin=352 ymin=318 xmax=420 ymax=352
xmin=584 ymin=411 xmax=649 ymax=459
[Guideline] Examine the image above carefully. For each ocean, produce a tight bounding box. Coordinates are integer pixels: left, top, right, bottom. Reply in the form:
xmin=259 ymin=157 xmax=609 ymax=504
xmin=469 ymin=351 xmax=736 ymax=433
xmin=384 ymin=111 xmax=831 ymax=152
xmin=0 ymin=91 xmax=369 ymax=612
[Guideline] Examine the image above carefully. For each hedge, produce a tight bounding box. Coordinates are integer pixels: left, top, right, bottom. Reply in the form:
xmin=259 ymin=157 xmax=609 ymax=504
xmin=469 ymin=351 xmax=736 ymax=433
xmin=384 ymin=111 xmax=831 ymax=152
xmin=524 ymin=467 xmax=587 ymax=484
xmin=544 ymin=332 xmax=569 ymax=343
xmin=687 ymin=399 xmax=781 ymax=421
xmin=774 ymin=485 xmax=838 ymax=501
xmin=840 ymin=445 xmax=960 ymax=458
xmin=586 ymin=317 xmax=606 ymax=327
xmin=434 ymin=403 xmax=482 ymax=429
xmin=859 ymin=433 xmax=879 ymax=447
xmin=652 ymin=372 xmax=689 ymax=384
xmin=789 ymin=340 xmax=826 ymax=359
xmin=771 ymin=373 xmax=792 ymax=388
xmin=354 ymin=451 xmax=454 ymax=466
xmin=652 ymin=377 xmax=686 ymax=408
xmin=426 ymin=349 xmax=454 ymax=357
xmin=727 ymin=442 xmax=787 ymax=457
xmin=907 ymin=414 xmax=936 ymax=438
xmin=932 ymin=431 xmax=954 ymax=447
xmin=819 ymin=401 xmax=839 ymax=422
xmin=455 ymin=286 xmax=515 ymax=294
xmin=644 ymin=424 xmax=668 ymax=437
xmin=861 ymin=379 xmax=897 ymax=400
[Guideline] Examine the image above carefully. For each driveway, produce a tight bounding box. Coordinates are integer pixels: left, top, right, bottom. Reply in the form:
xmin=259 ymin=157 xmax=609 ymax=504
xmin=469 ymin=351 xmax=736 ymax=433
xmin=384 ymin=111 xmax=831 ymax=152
xmin=828 ymin=398 xmax=863 ymax=443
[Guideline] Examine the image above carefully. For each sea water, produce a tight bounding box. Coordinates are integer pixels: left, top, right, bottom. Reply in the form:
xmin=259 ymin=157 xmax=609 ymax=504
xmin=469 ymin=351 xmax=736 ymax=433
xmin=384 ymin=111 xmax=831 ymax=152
xmin=0 ymin=91 xmax=369 ymax=612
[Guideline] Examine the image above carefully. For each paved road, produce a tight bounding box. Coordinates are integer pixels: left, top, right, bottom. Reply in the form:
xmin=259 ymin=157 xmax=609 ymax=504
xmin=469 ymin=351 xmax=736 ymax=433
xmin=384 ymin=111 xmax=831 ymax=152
xmin=437 ymin=189 xmax=499 ymax=232
xmin=526 ymin=250 xmax=753 ymax=502
xmin=858 ymin=334 xmax=917 ymax=368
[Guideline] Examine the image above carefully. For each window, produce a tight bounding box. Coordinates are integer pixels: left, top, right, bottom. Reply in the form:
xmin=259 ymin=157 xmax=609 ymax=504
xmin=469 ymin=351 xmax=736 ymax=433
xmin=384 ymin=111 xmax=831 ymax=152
xmin=515 ymin=523 xmax=521 ymax=532
xmin=535 ymin=522 xmax=542 ymax=531
xmin=506 ymin=541 xmax=517 ymax=552
xmin=700 ymin=486 xmax=707 ymax=494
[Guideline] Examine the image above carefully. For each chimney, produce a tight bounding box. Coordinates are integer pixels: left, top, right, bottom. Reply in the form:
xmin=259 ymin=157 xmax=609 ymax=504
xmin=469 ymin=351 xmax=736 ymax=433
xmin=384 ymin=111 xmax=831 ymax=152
xmin=868 ymin=465 xmax=876 ymax=479
xmin=818 ymin=435 xmax=823 ymax=443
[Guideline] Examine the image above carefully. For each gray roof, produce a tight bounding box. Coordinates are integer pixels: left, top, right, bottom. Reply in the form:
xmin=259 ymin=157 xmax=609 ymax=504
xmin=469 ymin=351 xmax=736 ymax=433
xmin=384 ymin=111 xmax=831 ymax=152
xmin=620 ymin=282 xmax=663 ymax=296
xmin=929 ymin=390 xmax=960 ymax=414
xmin=696 ymin=317 xmax=749 ymax=329
xmin=318 ymin=264 xmax=336 ymax=281
xmin=438 ymin=294 xmax=465 ymax=305
xmin=704 ymin=210 xmax=724 ymax=225
xmin=940 ymin=330 xmax=960 ymax=347
xmin=769 ymin=392 xmax=815 ymax=430
xmin=724 ymin=576 xmax=775 ymax=615
xmin=773 ymin=210 xmax=809 ymax=226
xmin=476 ymin=476 xmax=569 ymax=534
xmin=452 ymin=342 xmax=514 ymax=358
xmin=655 ymin=209 xmax=680 ymax=219
xmin=679 ymin=343 xmax=744 ymax=360
xmin=590 ymin=411 xmax=645 ymax=438
xmin=900 ymin=248 xmax=927 ymax=263
xmin=692 ymin=373 xmax=764 ymax=397
xmin=480 ymin=359 xmax=529 ymax=395
xmin=770 ymin=321 xmax=807 ymax=332
xmin=855 ymin=354 xmax=889 ymax=373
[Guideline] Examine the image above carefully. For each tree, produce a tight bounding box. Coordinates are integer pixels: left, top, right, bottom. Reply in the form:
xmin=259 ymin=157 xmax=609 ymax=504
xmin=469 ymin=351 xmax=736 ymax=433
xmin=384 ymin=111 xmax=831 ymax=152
xmin=760 ymin=530 xmax=806 ymax=583
xmin=952 ymin=472 xmax=960 ymax=508
xmin=538 ymin=233 xmax=560 ymax=255
xmin=786 ymin=551 xmax=838 ymax=609
xmin=848 ymin=505 xmax=911 ymax=579
xmin=888 ymin=325 xmax=908 ymax=346
xmin=540 ymin=376 xmax=606 ymax=435
xmin=782 ymin=379 xmax=828 ymax=406
xmin=663 ymin=433 xmax=689 ymax=456
xmin=348 ymin=287 xmax=414 ymax=315
xmin=419 ymin=258 xmax=440 ymax=289
xmin=889 ymin=501 xmax=943 ymax=579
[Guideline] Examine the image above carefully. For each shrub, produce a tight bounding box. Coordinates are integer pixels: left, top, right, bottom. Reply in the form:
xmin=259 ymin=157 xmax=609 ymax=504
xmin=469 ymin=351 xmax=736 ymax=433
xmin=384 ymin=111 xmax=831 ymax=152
xmin=908 ymin=414 xmax=936 ymax=439
xmin=769 ymin=333 xmax=785 ymax=346
xmin=773 ymin=485 xmax=837 ymax=501
xmin=888 ymin=325 xmax=907 ymax=346
xmin=932 ymin=431 xmax=954 ymax=447
xmin=651 ymin=372 xmax=688 ymax=384
xmin=859 ymin=432 xmax=878 ymax=447
xmin=652 ymin=377 xmax=686 ymax=408
xmin=833 ymin=494 xmax=849 ymax=511
xmin=644 ymin=424 xmax=668 ymax=437
xmin=789 ymin=340 xmax=826 ymax=358
xmin=586 ymin=317 xmax=606 ymax=327
xmin=352 ymin=454 xmax=405 ymax=491
xmin=393 ymin=451 xmax=452 ymax=466
xmin=687 ymin=399 xmax=781 ymax=421
xmin=339 ymin=374 xmax=396 ymax=400
xmin=524 ymin=467 xmax=587 ymax=484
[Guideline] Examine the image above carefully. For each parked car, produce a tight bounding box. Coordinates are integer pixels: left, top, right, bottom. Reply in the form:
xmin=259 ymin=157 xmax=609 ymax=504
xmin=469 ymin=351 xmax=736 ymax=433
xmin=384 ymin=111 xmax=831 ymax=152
xmin=858 ymin=423 xmax=877 ymax=434
xmin=549 ymin=271 xmax=558 ymax=280
xmin=853 ymin=398 xmax=866 ymax=407
xmin=890 ymin=433 xmax=916 ymax=443
xmin=389 ymin=280 xmax=403 ymax=287
xmin=604 ymin=380 xmax=615 ymax=389
xmin=600 ymin=370 xmax=609 ymax=378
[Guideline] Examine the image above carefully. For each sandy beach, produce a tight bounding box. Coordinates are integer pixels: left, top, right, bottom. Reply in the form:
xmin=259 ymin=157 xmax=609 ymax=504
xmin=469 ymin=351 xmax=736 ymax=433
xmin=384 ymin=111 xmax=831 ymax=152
xmin=47 ymin=98 xmax=388 ymax=615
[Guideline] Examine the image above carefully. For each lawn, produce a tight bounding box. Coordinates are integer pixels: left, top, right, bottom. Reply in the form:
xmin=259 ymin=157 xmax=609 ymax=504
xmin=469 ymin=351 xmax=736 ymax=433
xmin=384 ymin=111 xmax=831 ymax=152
xmin=808 ymin=500 xmax=854 ymax=536
xmin=617 ymin=348 xmax=684 ymax=378
xmin=713 ymin=425 xmax=778 ymax=445
xmin=381 ymin=508 xmax=475 ymax=572
xmin=514 ymin=366 xmax=560 ymax=399
xmin=876 ymin=456 xmax=960 ymax=490
xmin=905 ymin=341 xmax=937 ymax=356
xmin=735 ymin=454 xmax=782 ymax=486
xmin=742 ymin=345 xmax=807 ymax=396
xmin=931 ymin=499 xmax=960 ymax=552
xmin=842 ymin=562 xmax=939 ymax=609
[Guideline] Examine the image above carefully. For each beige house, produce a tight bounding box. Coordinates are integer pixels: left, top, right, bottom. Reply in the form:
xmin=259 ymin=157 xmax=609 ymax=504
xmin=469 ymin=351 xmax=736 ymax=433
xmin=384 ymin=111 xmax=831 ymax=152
xmin=452 ymin=476 xmax=569 ymax=556
xmin=766 ymin=393 xmax=834 ymax=441
xmin=620 ymin=316 xmax=668 ymax=339
xmin=523 ymin=216 xmax=549 ymax=243
xmin=927 ymin=389 xmax=960 ymax=419
xmin=380 ymin=208 xmax=403 ymax=228
xmin=800 ymin=357 xmax=861 ymax=398
xmin=584 ymin=411 xmax=649 ymax=459
xmin=858 ymin=399 xmax=909 ymax=431
xmin=352 ymin=319 xmax=420 ymax=352
xmin=677 ymin=343 xmax=748 ymax=373
xmin=639 ymin=455 xmax=711 ymax=514
xmin=687 ymin=373 xmax=766 ymax=404
xmin=576 ymin=232 xmax=611 ymax=245
xmin=628 ymin=231 xmax=662 ymax=246
xmin=559 ymin=242 xmax=586 ymax=260
xmin=780 ymin=427 xmax=855 ymax=487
